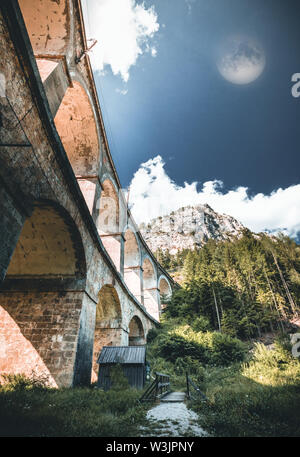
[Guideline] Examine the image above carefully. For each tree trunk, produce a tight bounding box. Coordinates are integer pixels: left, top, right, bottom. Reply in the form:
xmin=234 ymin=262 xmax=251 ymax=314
xmin=263 ymin=265 xmax=285 ymax=331
xmin=212 ymin=286 xmax=221 ymax=332
xmin=271 ymin=251 xmax=297 ymax=316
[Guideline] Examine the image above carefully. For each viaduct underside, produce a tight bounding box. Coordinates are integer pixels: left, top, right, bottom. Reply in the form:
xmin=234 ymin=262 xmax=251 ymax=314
xmin=0 ymin=0 xmax=176 ymax=387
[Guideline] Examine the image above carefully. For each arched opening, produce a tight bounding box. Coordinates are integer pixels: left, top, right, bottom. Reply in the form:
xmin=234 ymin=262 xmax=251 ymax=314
xmin=124 ymin=229 xmax=142 ymax=302
xmin=142 ymin=257 xmax=160 ymax=321
xmin=128 ymin=316 xmax=145 ymax=346
xmin=54 ymin=81 xmax=100 ymax=178
xmin=158 ymin=276 xmax=172 ymax=310
xmin=6 ymin=206 xmax=85 ymax=279
xmin=97 ymin=179 xmax=122 ymax=271
xmin=92 ymin=285 xmax=125 ymax=382
xmin=0 ymin=202 xmax=87 ymax=387
xmin=19 ymin=0 xmax=70 ymax=56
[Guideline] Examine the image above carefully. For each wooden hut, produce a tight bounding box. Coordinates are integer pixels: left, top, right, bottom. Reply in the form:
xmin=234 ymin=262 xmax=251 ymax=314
xmin=97 ymin=345 xmax=147 ymax=390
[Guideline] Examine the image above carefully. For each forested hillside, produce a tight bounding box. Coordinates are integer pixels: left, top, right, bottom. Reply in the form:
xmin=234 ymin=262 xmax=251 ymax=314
xmin=146 ymin=229 xmax=300 ymax=437
xmin=156 ymin=229 xmax=300 ymax=339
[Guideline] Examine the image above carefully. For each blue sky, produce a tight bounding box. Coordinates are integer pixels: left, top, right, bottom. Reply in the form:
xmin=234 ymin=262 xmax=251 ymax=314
xmin=82 ymin=0 xmax=300 ymax=237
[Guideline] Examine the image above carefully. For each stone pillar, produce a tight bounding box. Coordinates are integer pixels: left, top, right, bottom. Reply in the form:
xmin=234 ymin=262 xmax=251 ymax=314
xmin=100 ymin=233 xmax=124 ymax=274
xmin=143 ymin=287 xmax=161 ymax=321
xmin=124 ymin=265 xmax=143 ymax=303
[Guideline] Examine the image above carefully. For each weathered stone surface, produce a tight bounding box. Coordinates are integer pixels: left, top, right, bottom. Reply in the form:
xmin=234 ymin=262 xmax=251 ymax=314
xmin=0 ymin=1 xmax=176 ymax=387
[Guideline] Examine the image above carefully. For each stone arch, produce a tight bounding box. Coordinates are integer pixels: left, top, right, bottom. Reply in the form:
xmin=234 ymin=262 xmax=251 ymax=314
xmin=158 ymin=275 xmax=172 ymax=310
xmin=128 ymin=316 xmax=145 ymax=346
xmin=91 ymin=284 xmax=126 ymax=382
xmin=96 ymin=285 xmax=122 ymax=328
xmin=5 ymin=201 xmax=86 ymax=283
xmin=97 ymin=178 xmax=122 ymax=271
xmin=19 ymin=0 xmax=71 ymax=56
xmin=54 ymin=81 xmax=100 ymax=177
xmin=142 ymin=256 xmax=160 ymax=321
xmin=0 ymin=201 xmax=87 ymax=387
xmin=123 ymin=227 xmax=142 ymax=302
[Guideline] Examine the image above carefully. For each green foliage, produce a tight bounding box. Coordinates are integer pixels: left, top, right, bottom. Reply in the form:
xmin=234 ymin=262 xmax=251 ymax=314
xmin=0 ymin=373 xmax=49 ymax=391
xmin=209 ymin=333 xmax=247 ymax=366
xmin=156 ymin=333 xmax=209 ymax=364
xmin=146 ymin=327 xmax=159 ymax=343
xmin=190 ymin=316 xmax=212 ymax=332
xmin=146 ymin=315 xmax=300 ymax=436
xmin=148 ymin=319 xmax=246 ymax=368
xmin=164 ymin=232 xmax=300 ymax=338
xmin=190 ymin=342 xmax=300 ymax=437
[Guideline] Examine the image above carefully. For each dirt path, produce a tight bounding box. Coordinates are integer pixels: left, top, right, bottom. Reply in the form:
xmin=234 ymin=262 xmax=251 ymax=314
xmin=139 ymin=393 xmax=208 ymax=437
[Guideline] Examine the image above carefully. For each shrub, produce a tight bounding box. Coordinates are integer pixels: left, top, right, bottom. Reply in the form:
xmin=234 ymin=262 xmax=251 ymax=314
xmin=190 ymin=316 xmax=211 ymax=332
xmin=210 ymin=333 xmax=247 ymax=366
xmin=146 ymin=328 xmax=159 ymax=343
xmin=174 ymin=357 xmax=205 ymax=381
xmin=157 ymin=334 xmax=209 ymax=364
xmin=0 ymin=373 xmax=50 ymax=391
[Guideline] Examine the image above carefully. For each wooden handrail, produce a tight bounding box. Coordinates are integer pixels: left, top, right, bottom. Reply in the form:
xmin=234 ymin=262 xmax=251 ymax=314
xmin=139 ymin=371 xmax=170 ymax=402
xmin=186 ymin=372 xmax=208 ymax=401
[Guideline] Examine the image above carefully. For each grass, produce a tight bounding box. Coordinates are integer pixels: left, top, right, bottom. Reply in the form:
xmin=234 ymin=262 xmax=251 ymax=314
xmin=189 ymin=341 xmax=300 ymax=436
xmin=0 ymin=373 xmax=148 ymax=437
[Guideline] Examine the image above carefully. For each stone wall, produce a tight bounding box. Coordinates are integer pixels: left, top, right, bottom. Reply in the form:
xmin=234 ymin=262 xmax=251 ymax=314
xmin=0 ymin=1 xmax=176 ymax=388
xmin=0 ymin=290 xmax=84 ymax=387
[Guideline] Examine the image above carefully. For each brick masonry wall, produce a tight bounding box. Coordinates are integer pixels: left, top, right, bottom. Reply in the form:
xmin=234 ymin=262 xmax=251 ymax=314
xmin=0 ymin=290 xmax=84 ymax=387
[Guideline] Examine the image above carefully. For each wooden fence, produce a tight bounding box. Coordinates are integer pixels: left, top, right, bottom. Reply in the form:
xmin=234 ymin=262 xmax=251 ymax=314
xmin=186 ymin=372 xmax=208 ymax=401
xmin=139 ymin=371 xmax=170 ymax=402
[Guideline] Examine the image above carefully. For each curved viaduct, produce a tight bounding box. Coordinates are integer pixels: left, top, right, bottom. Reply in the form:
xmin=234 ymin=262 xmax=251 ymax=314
xmin=0 ymin=0 xmax=177 ymax=387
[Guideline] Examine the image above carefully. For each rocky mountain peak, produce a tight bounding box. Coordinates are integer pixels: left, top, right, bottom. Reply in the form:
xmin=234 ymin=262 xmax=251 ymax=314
xmin=139 ymin=205 xmax=245 ymax=254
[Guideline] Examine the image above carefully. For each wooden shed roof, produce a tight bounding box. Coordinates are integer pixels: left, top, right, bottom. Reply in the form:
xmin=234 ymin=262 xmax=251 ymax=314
xmin=97 ymin=346 xmax=146 ymax=365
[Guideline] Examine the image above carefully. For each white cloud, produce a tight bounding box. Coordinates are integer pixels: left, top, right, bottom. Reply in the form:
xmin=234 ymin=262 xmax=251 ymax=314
xmin=129 ymin=155 xmax=300 ymax=238
xmin=115 ymin=88 xmax=128 ymax=95
xmin=185 ymin=0 xmax=196 ymax=14
xmin=81 ymin=0 xmax=159 ymax=82
xmin=151 ymin=47 xmax=157 ymax=57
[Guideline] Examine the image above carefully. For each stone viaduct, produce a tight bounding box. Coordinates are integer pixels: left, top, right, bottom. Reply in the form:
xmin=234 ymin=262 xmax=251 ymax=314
xmin=0 ymin=0 xmax=177 ymax=387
